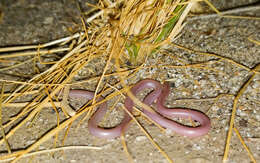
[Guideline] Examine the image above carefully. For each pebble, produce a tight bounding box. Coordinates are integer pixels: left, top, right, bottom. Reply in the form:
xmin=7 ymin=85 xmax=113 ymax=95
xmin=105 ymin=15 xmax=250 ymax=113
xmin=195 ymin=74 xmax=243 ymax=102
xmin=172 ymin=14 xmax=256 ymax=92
xmin=135 ymin=136 xmax=147 ymax=142
xmin=43 ymin=17 xmax=54 ymax=24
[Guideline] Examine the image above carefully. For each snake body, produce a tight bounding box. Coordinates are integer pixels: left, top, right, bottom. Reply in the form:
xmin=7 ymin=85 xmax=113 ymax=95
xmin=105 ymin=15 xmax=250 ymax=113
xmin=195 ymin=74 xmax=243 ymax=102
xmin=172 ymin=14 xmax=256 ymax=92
xmin=68 ymin=79 xmax=211 ymax=139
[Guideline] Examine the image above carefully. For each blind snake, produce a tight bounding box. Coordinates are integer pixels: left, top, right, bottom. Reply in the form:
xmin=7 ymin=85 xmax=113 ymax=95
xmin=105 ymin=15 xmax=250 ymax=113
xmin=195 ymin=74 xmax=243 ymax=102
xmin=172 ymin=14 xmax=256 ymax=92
xmin=67 ymin=79 xmax=211 ymax=139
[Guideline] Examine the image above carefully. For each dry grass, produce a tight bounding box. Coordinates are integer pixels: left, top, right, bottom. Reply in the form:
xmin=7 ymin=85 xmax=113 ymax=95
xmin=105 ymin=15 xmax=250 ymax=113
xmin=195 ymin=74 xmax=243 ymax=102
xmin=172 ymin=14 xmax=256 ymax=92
xmin=0 ymin=0 xmax=259 ymax=162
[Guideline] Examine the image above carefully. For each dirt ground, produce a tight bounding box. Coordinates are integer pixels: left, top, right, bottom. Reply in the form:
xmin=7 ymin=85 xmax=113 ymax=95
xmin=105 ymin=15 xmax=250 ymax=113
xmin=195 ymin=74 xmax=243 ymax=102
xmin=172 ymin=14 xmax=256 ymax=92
xmin=0 ymin=0 xmax=259 ymax=163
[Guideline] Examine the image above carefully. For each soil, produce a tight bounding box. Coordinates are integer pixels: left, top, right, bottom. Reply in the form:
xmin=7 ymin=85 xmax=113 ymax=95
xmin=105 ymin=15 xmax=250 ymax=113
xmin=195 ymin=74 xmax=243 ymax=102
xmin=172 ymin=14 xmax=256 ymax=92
xmin=0 ymin=0 xmax=259 ymax=163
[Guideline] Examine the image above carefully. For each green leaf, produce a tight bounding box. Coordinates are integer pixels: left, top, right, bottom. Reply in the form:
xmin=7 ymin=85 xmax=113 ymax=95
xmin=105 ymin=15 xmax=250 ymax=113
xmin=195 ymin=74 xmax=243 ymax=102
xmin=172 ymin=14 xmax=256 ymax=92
xmin=155 ymin=1 xmax=187 ymax=43
xmin=126 ymin=42 xmax=140 ymax=64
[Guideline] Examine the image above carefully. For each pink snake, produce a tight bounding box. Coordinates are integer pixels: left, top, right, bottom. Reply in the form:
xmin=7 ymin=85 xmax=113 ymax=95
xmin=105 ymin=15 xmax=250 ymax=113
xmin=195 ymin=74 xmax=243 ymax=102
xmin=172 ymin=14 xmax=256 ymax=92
xmin=68 ymin=79 xmax=210 ymax=139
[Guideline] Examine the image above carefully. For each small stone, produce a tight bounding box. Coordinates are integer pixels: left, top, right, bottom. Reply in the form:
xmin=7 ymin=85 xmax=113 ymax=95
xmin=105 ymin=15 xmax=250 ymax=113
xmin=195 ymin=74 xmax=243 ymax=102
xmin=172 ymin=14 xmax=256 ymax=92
xmin=165 ymin=128 xmax=173 ymax=135
xmin=43 ymin=17 xmax=54 ymax=24
xmin=239 ymin=119 xmax=248 ymax=127
xmin=135 ymin=136 xmax=147 ymax=142
xmin=192 ymin=144 xmax=201 ymax=150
